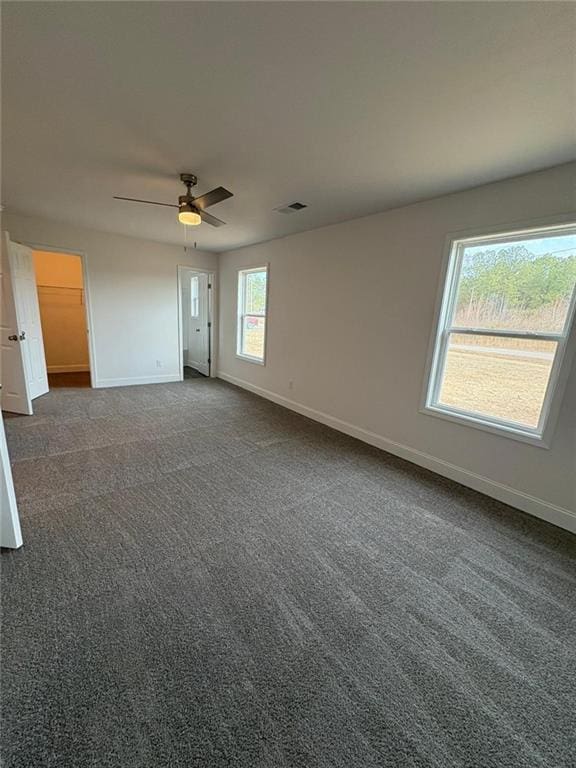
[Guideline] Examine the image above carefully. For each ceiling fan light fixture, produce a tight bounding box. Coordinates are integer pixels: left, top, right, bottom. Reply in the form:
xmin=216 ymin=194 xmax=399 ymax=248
xmin=178 ymin=203 xmax=201 ymax=226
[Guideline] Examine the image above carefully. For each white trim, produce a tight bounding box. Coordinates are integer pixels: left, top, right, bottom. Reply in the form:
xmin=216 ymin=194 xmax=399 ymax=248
xmin=235 ymin=352 xmax=266 ymax=365
xmin=20 ymin=241 xmax=98 ymax=388
xmin=47 ymin=364 xmax=90 ymax=373
xmin=427 ymin=212 xmax=576 ymax=249
xmin=446 ymin=219 xmax=576 ymax=250
xmin=422 ymin=218 xmax=576 ymax=446
xmin=93 ymin=373 xmax=181 ymax=389
xmin=218 ymin=371 xmax=576 ymax=534
xmin=421 ymin=404 xmax=549 ymax=448
xmin=0 ymin=412 xmax=23 ymax=549
xmin=449 ymin=327 xmax=562 ymax=342
xmin=236 ymin=264 xmax=269 ymax=365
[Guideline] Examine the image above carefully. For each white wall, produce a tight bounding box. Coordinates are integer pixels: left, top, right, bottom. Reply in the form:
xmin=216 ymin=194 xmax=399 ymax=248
xmin=33 ymin=250 xmax=90 ymax=373
xmin=5 ymin=214 xmax=217 ymax=387
xmin=218 ymin=163 xmax=576 ymax=532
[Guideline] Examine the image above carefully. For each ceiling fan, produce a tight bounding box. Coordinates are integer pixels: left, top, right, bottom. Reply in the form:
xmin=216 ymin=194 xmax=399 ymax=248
xmin=114 ymin=173 xmax=233 ymax=227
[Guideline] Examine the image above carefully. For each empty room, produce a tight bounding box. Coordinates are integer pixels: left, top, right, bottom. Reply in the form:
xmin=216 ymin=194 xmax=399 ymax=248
xmin=1 ymin=2 xmax=575 ymax=767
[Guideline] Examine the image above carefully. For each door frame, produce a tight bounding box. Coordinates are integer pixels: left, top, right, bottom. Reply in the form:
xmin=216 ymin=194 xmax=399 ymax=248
xmin=21 ymin=241 xmax=98 ymax=388
xmin=1 ymin=232 xmax=33 ymax=414
xmin=0 ymin=411 xmax=23 ymax=548
xmin=177 ymin=265 xmax=216 ymax=379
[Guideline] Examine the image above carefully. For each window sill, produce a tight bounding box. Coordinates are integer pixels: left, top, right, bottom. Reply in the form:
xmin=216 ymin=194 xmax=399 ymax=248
xmin=421 ymin=404 xmax=550 ymax=449
xmin=236 ymin=353 xmax=265 ymax=366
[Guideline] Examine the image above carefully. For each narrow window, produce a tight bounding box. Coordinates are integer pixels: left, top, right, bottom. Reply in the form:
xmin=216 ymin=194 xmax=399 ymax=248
xmin=237 ymin=266 xmax=268 ymax=363
xmin=190 ymin=275 xmax=199 ymax=319
xmin=425 ymin=223 xmax=576 ymax=442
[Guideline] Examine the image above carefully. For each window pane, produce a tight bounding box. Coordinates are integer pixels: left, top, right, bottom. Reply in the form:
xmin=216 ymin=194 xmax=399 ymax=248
xmin=454 ymin=233 xmax=576 ymax=333
xmin=438 ymin=333 xmax=557 ymax=428
xmin=242 ymin=316 xmax=266 ymax=359
xmin=245 ymin=271 xmax=267 ymax=314
xmin=190 ymin=276 xmax=199 ymax=318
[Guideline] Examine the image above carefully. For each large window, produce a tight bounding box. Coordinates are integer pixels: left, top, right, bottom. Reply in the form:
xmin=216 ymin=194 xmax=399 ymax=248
xmin=424 ymin=223 xmax=576 ymax=443
xmin=237 ymin=266 xmax=268 ymax=363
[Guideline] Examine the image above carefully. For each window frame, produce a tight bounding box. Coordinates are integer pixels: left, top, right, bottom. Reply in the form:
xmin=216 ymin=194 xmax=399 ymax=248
xmin=422 ymin=219 xmax=576 ymax=448
xmin=236 ymin=265 xmax=269 ymax=365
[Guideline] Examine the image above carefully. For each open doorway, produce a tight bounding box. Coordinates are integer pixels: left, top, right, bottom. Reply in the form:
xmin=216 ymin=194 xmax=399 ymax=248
xmin=178 ymin=267 xmax=214 ymax=380
xmin=32 ymin=250 xmax=91 ymax=388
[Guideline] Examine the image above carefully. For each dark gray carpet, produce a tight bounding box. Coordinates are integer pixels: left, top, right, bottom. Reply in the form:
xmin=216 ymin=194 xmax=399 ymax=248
xmin=184 ymin=366 xmax=207 ymax=379
xmin=1 ymin=378 xmax=575 ymax=767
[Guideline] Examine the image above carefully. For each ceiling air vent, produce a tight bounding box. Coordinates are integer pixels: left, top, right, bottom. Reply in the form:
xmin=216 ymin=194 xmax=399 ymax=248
xmin=274 ymin=202 xmax=308 ymax=215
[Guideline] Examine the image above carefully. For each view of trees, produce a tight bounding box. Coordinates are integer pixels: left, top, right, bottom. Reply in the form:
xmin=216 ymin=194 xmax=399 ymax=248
xmin=455 ymin=244 xmax=576 ymax=331
xmin=245 ymin=271 xmax=267 ymax=314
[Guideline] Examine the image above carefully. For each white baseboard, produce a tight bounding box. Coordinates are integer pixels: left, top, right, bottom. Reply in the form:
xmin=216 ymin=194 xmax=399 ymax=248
xmin=93 ymin=373 xmax=181 ymax=389
xmin=48 ymin=364 xmax=90 ymax=373
xmin=218 ymin=371 xmax=576 ymax=534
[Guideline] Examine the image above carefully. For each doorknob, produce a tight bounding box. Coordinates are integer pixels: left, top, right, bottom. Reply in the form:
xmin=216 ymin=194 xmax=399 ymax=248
xmin=19 ymin=331 xmax=26 ymax=341
xmin=8 ymin=334 xmax=18 ymax=341
xmin=195 ymin=328 xmax=200 ymax=332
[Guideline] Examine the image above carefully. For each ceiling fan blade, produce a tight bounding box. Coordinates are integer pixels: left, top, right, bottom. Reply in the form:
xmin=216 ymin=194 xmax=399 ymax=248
xmin=193 ymin=187 xmax=233 ymax=210
xmin=199 ymin=209 xmax=226 ymax=227
xmin=113 ymin=196 xmax=178 ymax=208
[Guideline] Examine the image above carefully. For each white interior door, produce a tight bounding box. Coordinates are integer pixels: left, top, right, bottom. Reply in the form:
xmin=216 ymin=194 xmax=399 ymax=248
xmin=5 ymin=235 xmax=49 ymax=402
xmin=186 ymin=272 xmax=210 ymax=376
xmin=0 ymin=410 xmax=23 ymax=548
xmin=1 ymin=233 xmax=33 ymax=414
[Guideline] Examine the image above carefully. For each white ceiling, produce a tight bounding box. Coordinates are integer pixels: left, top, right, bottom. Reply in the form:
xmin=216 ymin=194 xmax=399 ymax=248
xmin=2 ymin=1 xmax=575 ymax=252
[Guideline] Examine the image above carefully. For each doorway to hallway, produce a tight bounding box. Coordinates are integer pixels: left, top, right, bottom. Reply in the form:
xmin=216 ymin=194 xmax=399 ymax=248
xmin=178 ymin=266 xmax=214 ymax=380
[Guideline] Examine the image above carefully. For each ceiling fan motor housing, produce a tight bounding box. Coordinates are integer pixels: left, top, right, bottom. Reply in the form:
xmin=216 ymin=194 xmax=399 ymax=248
xmin=178 ymin=195 xmax=197 ymax=212
xmin=180 ymin=173 xmax=197 ymax=186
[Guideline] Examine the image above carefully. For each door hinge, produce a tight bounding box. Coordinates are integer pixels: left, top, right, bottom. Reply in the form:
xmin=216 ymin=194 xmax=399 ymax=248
xmin=207 ymin=322 xmax=212 ymax=328
xmin=208 ymin=283 xmax=212 ymax=289
xmin=208 ymin=358 xmax=211 ymax=364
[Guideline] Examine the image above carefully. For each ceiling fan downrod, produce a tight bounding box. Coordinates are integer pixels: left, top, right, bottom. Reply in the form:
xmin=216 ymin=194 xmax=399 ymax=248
xmin=180 ymin=173 xmax=197 ymax=200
